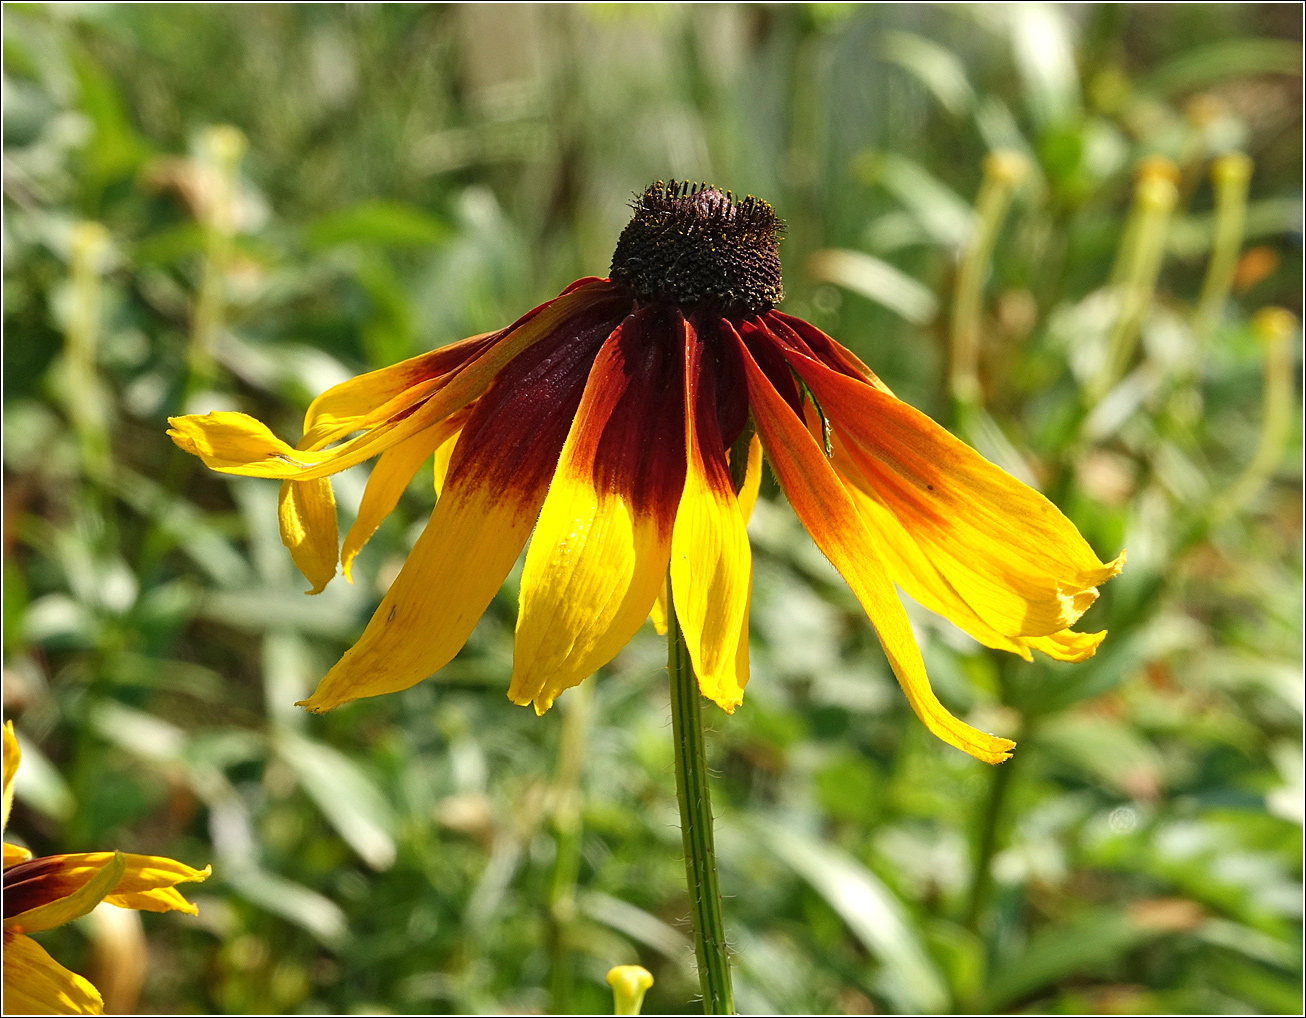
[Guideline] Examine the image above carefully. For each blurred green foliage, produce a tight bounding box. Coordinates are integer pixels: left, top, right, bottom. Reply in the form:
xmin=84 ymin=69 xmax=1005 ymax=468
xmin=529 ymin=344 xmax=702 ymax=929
xmin=2 ymin=3 xmax=1302 ymax=1014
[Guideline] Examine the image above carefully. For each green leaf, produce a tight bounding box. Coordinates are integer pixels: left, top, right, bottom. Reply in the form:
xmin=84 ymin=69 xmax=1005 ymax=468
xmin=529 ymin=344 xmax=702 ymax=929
xmin=275 ymin=730 xmax=398 ymax=870
xmin=753 ymin=817 xmax=950 ymax=1014
xmin=305 ymin=200 xmax=448 ymax=249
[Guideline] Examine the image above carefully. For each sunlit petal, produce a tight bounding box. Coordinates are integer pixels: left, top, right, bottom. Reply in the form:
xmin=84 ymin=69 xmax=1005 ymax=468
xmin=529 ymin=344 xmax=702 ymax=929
xmin=278 ymin=478 xmax=339 ymax=594
xmin=5 ymin=852 xmax=127 ymax=934
xmin=2 ymin=931 xmax=103 ymax=1015
xmin=778 ymin=341 xmax=1124 ymax=639
xmin=670 ymin=318 xmax=752 ymax=711
xmin=512 ymin=309 xmax=686 ymax=714
xmin=734 ymin=324 xmax=1014 ymax=764
xmin=300 ymin=304 xmax=619 ymax=711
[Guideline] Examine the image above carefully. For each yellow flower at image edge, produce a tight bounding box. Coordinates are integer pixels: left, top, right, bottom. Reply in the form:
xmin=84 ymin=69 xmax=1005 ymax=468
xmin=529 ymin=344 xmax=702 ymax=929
xmin=169 ymin=181 xmax=1124 ymax=765
xmin=2 ymin=723 xmax=211 ymax=1015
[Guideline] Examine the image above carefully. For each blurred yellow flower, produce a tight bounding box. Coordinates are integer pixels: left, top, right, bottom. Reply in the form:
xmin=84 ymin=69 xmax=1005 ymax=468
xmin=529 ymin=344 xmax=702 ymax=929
xmin=2 ymin=722 xmax=211 ymax=1016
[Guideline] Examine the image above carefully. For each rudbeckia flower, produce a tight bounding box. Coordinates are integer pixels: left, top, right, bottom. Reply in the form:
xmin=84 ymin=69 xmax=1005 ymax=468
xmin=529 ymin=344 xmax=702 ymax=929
xmin=169 ymin=181 xmax=1122 ymax=764
xmin=2 ymin=722 xmax=210 ymax=1015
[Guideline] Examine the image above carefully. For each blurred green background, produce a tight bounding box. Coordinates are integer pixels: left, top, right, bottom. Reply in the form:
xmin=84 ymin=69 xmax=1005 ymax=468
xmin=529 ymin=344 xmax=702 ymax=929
xmin=3 ymin=3 xmax=1302 ymax=1014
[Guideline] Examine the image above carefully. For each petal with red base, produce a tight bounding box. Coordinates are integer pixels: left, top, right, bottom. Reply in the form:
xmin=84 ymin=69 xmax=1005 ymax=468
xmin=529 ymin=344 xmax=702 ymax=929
xmin=734 ymin=324 xmax=1014 ymax=765
xmin=778 ymin=341 xmax=1123 ymax=642
xmin=512 ymin=307 xmax=687 ymax=714
xmin=299 ymin=304 xmax=625 ymax=711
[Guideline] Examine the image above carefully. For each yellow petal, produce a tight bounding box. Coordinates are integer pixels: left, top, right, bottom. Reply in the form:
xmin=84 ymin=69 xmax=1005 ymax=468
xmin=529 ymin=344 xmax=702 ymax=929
xmin=169 ymin=284 xmax=615 ymax=482
xmin=278 ymin=478 xmax=339 ymax=594
xmin=297 ymin=303 xmax=621 ymax=712
xmin=736 ymin=326 xmax=1014 ymax=764
xmin=300 ymin=331 xmax=497 ymax=442
xmin=300 ymin=481 xmax=539 ymax=712
xmin=5 ymin=852 xmax=127 ymax=934
xmin=511 ymin=310 xmax=686 ymax=714
xmin=2 ymin=932 xmax=104 ymax=1015
xmin=650 ymin=581 xmax=669 ymax=636
xmin=670 ymin=324 xmax=752 ymax=711
xmin=431 ymin=423 xmax=464 ymax=499
xmin=649 ymin=432 xmax=760 ymax=639
xmin=3 ymin=721 xmax=18 ymax=832
xmin=511 ymin=462 xmax=672 ymax=714
xmin=735 ymin=431 xmax=764 ymax=520
xmin=98 ymin=854 xmax=212 ymax=915
xmin=4 ymin=853 xmax=208 ymax=932
xmin=5 ymin=842 xmax=33 ymax=866
xmin=782 ymin=343 xmax=1124 ymax=639
xmin=339 ymin=412 xmax=466 ymax=583
xmin=838 ymin=451 xmax=1108 ymax=663
xmin=1024 ymin=629 xmax=1106 ymax=662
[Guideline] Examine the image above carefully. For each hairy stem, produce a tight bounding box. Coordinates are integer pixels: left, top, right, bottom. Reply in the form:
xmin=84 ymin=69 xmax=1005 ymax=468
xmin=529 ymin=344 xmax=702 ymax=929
xmin=667 ymin=581 xmax=734 ymax=1015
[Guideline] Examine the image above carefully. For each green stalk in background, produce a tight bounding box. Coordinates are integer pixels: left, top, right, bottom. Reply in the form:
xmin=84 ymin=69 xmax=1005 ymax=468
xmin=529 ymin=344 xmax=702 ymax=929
xmin=950 ymin=149 xmax=1029 ymax=420
xmin=548 ymin=676 xmax=594 ymax=1015
xmin=64 ymin=221 xmax=113 ymax=478
xmin=1089 ymin=158 xmax=1179 ymax=402
xmin=1212 ymin=307 xmax=1297 ymax=524
xmin=186 ymin=125 xmax=247 ymax=402
xmin=1192 ymin=152 xmax=1254 ymax=344
xmin=666 ymin=581 xmax=734 ymax=1016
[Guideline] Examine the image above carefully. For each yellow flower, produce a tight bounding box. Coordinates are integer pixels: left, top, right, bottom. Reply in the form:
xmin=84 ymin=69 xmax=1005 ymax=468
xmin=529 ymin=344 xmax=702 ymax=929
xmin=168 ymin=181 xmax=1122 ymax=765
xmin=2 ymin=722 xmax=211 ymax=1015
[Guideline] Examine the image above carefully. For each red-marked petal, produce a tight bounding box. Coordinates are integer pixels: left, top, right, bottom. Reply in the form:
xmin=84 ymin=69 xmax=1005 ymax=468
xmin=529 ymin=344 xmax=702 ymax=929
xmin=512 ymin=307 xmax=687 ymax=713
xmin=732 ymin=323 xmax=1014 ymax=764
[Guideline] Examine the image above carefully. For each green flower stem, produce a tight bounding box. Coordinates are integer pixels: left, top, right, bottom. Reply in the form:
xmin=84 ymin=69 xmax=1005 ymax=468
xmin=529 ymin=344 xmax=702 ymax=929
xmin=950 ymin=150 xmax=1028 ymax=418
xmin=1212 ymin=308 xmax=1296 ymax=524
xmin=666 ymin=581 xmax=734 ymax=1015
xmin=549 ymin=676 xmax=593 ymax=1014
xmin=964 ymin=711 xmax=1026 ymax=932
xmin=1192 ymin=153 xmax=1253 ymax=345
xmin=1089 ymin=162 xmax=1179 ymax=403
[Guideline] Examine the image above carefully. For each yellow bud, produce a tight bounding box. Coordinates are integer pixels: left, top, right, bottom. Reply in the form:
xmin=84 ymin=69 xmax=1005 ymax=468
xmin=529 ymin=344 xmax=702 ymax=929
xmin=982 ymin=149 xmax=1028 ymax=187
xmin=72 ymin=221 xmax=112 ymax=268
xmin=1251 ymin=307 xmax=1296 ymax=346
xmin=1211 ymin=152 xmax=1252 ymax=189
xmin=1129 ymin=157 xmax=1177 ymax=214
xmin=1136 ymin=155 xmax=1181 ymax=188
xmin=606 ymin=965 xmax=654 ymax=1016
xmin=201 ymin=124 xmax=248 ymax=170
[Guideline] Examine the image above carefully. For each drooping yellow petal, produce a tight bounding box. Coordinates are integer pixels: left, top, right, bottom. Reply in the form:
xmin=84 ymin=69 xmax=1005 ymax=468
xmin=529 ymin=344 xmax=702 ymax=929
xmin=168 ymin=284 xmax=615 ymax=482
xmin=512 ymin=309 xmax=686 ymax=714
xmin=339 ymin=411 xmax=467 ymax=583
xmin=2 ymin=932 xmax=104 ymax=1015
xmin=780 ymin=342 xmax=1124 ymax=639
xmin=5 ymin=842 xmax=33 ymax=866
xmin=302 ymin=480 xmax=540 ymax=712
xmin=431 ymin=424 xmax=463 ymax=499
xmin=831 ymin=436 xmax=1103 ymax=663
xmin=651 ymin=432 xmax=761 ymax=638
xmin=669 ymin=322 xmax=752 ymax=711
xmin=512 ymin=469 xmax=672 ymax=714
xmin=278 ymin=478 xmax=339 ymax=594
xmin=300 ymin=330 xmax=497 ymax=443
xmin=6 ymin=852 xmax=210 ymax=928
xmin=735 ymin=325 xmax=1014 ymax=764
xmin=1024 ymin=629 xmax=1107 ymax=662
xmin=3 ymin=721 xmax=18 ymax=832
xmin=5 ymin=852 xmax=127 ymax=935
xmin=299 ymin=304 xmax=621 ymax=712
xmin=97 ymin=854 xmax=212 ymax=914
